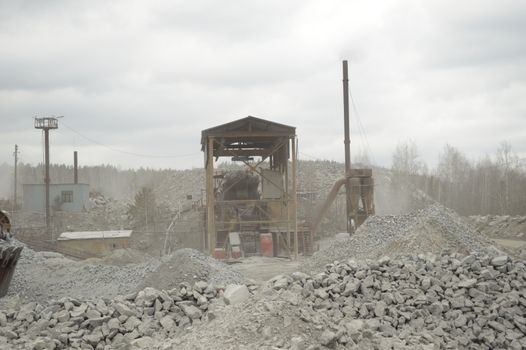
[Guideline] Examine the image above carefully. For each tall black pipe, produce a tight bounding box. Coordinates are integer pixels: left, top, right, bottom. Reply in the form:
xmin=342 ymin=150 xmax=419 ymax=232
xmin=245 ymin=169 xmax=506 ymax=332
xmin=342 ymin=60 xmax=352 ymax=233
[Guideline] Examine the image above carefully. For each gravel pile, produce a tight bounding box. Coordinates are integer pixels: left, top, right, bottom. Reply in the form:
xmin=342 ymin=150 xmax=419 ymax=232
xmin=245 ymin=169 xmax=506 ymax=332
xmin=137 ymin=248 xmax=245 ymax=291
xmin=303 ymin=203 xmax=501 ymax=273
xmin=9 ymin=245 xmax=160 ymax=302
xmin=8 ymin=245 xmax=243 ymax=303
xmin=266 ymin=252 xmax=526 ymax=349
xmin=85 ymin=249 xmax=152 ymax=267
xmin=469 ymin=215 xmax=526 ymax=240
xmin=0 ymin=281 xmax=254 ymax=349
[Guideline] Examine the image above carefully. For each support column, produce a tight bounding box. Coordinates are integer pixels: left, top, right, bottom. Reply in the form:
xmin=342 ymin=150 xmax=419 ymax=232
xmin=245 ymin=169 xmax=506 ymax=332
xmin=342 ymin=60 xmax=352 ymax=234
xmin=74 ymin=151 xmax=78 ymax=184
xmin=285 ymin=139 xmax=290 ymax=253
xmin=291 ymin=136 xmax=298 ymax=259
xmin=206 ymin=137 xmax=216 ymax=255
xmin=44 ymin=129 xmax=51 ymax=234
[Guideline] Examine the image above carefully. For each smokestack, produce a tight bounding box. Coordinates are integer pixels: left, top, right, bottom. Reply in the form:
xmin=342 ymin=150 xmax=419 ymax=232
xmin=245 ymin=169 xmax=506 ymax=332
xmin=342 ymin=60 xmax=352 ymax=234
xmin=74 ymin=151 xmax=78 ymax=184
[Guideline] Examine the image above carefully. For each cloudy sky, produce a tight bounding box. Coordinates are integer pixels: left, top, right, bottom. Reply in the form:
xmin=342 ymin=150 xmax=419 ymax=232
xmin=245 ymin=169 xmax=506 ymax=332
xmin=1 ymin=0 xmax=525 ymax=170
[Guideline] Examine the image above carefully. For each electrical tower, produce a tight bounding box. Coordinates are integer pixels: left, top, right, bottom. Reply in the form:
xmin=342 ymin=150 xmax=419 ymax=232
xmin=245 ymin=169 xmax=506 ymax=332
xmin=34 ymin=117 xmax=59 ymax=233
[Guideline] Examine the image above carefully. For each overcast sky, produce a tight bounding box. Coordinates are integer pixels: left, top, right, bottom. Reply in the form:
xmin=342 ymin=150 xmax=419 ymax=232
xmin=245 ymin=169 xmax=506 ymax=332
xmin=1 ymin=0 xmax=525 ymax=170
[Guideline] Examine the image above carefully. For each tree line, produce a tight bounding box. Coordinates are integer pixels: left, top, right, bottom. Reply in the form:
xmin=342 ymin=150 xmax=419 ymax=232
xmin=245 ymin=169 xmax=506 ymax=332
xmin=391 ymin=140 xmax=526 ymax=216
xmin=0 ymin=162 xmax=199 ymax=203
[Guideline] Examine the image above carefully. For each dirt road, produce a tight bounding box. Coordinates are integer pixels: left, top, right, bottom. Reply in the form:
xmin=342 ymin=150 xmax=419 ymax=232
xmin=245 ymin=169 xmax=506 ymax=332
xmin=229 ymin=256 xmax=302 ymax=283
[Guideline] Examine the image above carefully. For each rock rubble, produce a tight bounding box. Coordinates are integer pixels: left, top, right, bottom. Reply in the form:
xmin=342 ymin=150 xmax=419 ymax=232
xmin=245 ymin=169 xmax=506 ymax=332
xmin=9 ymin=243 xmax=160 ymax=302
xmin=303 ymin=203 xmax=501 ymax=273
xmin=469 ymin=215 xmax=526 ymax=240
xmin=137 ymin=248 xmax=244 ymax=291
xmin=9 ymin=245 xmax=243 ymax=305
xmin=271 ymin=252 xmax=526 ymax=349
xmin=0 ymin=281 xmax=253 ymax=349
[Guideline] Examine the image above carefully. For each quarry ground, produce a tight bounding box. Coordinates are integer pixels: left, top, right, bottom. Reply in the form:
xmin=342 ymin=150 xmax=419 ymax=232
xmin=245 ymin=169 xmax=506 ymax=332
xmin=1 ymin=202 xmax=525 ymax=350
xmin=229 ymin=256 xmax=302 ymax=284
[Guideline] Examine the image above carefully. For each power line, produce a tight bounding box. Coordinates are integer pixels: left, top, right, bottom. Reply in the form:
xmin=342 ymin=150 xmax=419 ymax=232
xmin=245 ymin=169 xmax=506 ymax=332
xmin=348 ymin=83 xmax=375 ymax=165
xmin=60 ymin=121 xmax=200 ymax=159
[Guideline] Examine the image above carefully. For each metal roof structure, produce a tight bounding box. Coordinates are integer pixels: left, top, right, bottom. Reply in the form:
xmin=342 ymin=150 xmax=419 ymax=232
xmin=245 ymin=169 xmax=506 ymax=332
xmin=57 ymin=230 xmax=133 ymax=241
xmin=201 ymin=116 xmax=295 ymax=153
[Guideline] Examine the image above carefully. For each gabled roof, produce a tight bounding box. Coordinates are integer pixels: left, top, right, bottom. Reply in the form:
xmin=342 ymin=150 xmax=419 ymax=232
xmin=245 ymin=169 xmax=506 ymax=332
xmin=58 ymin=230 xmax=133 ymax=241
xmin=201 ymin=116 xmax=295 ymax=148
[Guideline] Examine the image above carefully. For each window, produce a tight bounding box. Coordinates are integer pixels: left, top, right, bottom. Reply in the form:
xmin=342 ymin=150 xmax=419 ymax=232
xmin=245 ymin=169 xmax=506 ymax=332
xmin=61 ymin=190 xmax=73 ymax=203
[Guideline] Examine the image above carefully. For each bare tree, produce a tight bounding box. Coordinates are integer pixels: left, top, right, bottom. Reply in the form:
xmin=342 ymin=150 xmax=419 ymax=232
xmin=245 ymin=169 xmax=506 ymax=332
xmin=437 ymin=144 xmax=471 ymax=183
xmin=391 ymin=140 xmax=423 ymax=177
xmin=496 ymin=141 xmax=517 ymax=213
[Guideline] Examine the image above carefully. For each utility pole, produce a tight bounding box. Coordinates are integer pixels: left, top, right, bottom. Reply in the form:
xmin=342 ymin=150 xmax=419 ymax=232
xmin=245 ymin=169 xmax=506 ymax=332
xmin=342 ymin=60 xmax=352 ymax=234
xmin=12 ymin=144 xmax=19 ymax=226
xmin=34 ymin=117 xmax=59 ymax=234
xmin=13 ymin=144 xmax=19 ymax=209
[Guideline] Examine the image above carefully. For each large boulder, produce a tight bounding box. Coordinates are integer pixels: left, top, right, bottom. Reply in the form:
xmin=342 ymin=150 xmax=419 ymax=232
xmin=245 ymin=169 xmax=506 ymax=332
xmin=223 ymin=284 xmax=249 ymax=305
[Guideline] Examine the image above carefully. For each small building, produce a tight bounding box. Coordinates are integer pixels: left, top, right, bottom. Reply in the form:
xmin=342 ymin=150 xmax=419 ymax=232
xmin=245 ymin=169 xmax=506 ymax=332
xmin=57 ymin=230 xmax=132 ymax=257
xmin=23 ymin=183 xmax=90 ymax=213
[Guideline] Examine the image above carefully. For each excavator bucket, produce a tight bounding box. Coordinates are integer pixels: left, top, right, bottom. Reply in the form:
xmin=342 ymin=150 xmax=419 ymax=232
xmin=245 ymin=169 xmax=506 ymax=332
xmin=0 ymin=210 xmax=22 ymax=298
xmin=0 ymin=245 xmax=23 ymax=297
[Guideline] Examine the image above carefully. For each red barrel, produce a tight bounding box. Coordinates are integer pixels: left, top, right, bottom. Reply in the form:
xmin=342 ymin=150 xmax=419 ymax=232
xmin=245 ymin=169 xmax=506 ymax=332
xmin=259 ymin=233 xmax=273 ymax=257
xmin=213 ymin=248 xmax=226 ymax=260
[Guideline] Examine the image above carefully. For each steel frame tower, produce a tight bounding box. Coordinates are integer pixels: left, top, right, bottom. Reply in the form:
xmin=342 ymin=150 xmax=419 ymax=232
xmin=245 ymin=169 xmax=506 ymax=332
xmin=34 ymin=117 xmax=59 ymax=233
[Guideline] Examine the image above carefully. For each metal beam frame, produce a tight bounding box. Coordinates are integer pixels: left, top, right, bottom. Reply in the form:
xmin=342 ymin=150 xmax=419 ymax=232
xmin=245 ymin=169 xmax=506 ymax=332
xmin=203 ymin=129 xmax=300 ymax=258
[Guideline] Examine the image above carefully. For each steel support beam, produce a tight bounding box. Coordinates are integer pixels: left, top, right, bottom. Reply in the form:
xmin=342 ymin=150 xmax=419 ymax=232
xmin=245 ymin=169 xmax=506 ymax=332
xmin=206 ymin=137 xmax=216 ymax=254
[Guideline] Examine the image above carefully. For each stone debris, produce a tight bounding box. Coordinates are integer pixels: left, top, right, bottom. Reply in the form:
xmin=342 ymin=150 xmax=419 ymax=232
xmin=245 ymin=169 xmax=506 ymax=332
xmin=137 ymin=248 xmax=245 ymax=291
xmin=303 ymin=203 xmax=501 ymax=273
xmin=469 ymin=215 xmax=526 ymax=240
xmin=469 ymin=215 xmax=526 ymax=257
xmin=267 ymin=252 xmax=526 ymax=349
xmin=8 ymin=243 xmax=161 ymax=302
xmin=3 ymin=167 xmax=525 ymax=349
xmin=223 ymin=284 xmax=250 ymax=305
xmin=9 ymin=245 xmax=243 ymax=304
xmin=0 ymin=280 xmax=255 ymax=349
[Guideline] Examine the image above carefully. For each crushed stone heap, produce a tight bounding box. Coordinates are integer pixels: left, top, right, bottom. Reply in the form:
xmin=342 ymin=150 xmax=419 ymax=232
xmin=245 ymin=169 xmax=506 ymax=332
xmin=0 ymin=281 xmax=253 ymax=349
xmin=137 ymin=248 xmax=244 ymax=291
xmin=267 ymin=252 xmax=526 ymax=349
xmin=9 ymin=244 xmax=161 ymax=303
xmin=303 ymin=203 xmax=501 ymax=273
xmin=469 ymin=215 xmax=526 ymax=240
xmin=9 ymin=245 xmax=243 ymax=304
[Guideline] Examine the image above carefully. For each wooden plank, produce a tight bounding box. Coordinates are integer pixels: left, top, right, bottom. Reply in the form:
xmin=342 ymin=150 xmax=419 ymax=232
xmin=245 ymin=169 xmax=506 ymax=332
xmin=214 ymin=150 xmax=270 ymax=157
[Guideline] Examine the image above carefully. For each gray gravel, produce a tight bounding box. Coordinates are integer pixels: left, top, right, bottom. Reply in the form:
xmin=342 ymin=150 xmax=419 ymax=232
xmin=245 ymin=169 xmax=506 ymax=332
xmin=137 ymin=248 xmax=245 ymax=291
xmin=303 ymin=203 xmax=501 ymax=273
xmin=8 ymin=243 xmax=243 ymax=304
xmin=8 ymin=243 xmax=161 ymax=303
xmin=269 ymin=252 xmax=526 ymax=349
xmin=0 ymin=280 xmax=253 ymax=349
xmin=469 ymin=215 xmax=526 ymax=240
